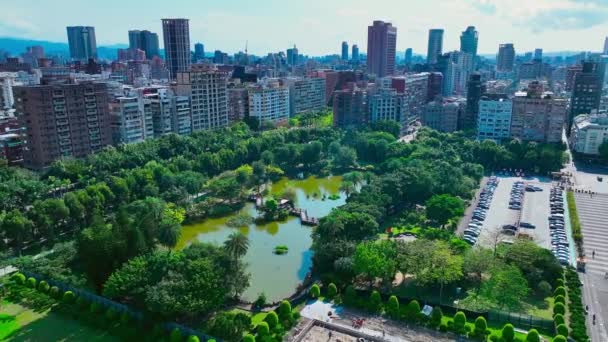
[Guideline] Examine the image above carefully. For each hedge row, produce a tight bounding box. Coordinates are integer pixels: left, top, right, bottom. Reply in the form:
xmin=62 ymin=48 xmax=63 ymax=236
xmin=8 ymin=273 xmax=213 ymax=342
xmin=564 ymin=268 xmax=589 ymax=342
xmin=566 ymin=191 xmax=584 ymax=256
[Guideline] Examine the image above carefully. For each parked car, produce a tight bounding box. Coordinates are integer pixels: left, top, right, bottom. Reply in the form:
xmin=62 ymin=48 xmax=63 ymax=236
xmin=519 ymin=222 xmax=536 ymax=229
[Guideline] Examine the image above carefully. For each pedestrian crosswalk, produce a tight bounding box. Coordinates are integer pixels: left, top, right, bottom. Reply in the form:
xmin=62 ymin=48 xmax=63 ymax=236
xmin=575 ymin=192 xmax=608 ymax=276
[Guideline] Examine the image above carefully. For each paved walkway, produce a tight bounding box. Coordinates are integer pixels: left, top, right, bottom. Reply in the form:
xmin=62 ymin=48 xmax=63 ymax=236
xmin=574 ymin=192 xmax=608 ymax=342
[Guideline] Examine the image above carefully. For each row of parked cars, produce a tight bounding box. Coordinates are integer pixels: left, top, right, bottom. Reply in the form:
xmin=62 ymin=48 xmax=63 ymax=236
xmin=549 ymin=186 xmax=569 ymax=265
xmin=509 ymin=181 xmax=525 ymax=210
xmin=464 ymin=177 xmax=500 ymax=245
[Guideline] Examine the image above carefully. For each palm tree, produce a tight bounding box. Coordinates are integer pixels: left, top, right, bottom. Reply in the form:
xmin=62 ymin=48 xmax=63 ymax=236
xmin=224 ymin=232 xmax=250 ymax=260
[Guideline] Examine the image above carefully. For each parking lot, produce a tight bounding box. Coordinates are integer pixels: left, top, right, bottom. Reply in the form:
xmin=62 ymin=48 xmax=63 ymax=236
xmin=462 ymin=175 xmax=574 ymax=264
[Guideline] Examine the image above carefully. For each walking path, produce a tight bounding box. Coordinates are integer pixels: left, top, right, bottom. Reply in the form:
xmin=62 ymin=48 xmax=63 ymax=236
xmin=574 ymin=192 xmax=608 ymax=342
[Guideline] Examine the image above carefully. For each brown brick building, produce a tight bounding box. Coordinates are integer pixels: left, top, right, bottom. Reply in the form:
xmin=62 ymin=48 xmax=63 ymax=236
xmin=14 ymin=82 xmax=112 ymax=169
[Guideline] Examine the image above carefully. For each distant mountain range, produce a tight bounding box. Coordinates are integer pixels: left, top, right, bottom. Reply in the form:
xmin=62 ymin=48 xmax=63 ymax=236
xmin=0 ymin=37 xmax=128 ymax=60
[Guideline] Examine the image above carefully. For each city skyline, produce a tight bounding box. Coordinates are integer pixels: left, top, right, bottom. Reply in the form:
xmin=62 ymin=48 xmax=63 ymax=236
xmin=1 ymin=0 xmax=608 ymax=56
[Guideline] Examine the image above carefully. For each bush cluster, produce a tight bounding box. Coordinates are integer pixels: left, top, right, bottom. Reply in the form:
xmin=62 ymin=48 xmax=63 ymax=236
xmin=564 ymin=267 xmax=589 ymax=342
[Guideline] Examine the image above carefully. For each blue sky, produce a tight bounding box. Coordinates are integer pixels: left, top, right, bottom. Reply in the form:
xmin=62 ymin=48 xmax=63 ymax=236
xmin=1 ymin=0 xmax=607 ymax=55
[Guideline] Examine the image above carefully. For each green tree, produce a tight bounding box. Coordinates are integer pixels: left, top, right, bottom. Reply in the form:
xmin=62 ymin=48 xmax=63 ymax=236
xmin=552 ymin=335 xmax=567 ymax=342
xmin=1 ymin=210 xmax=33 ymax=256
xmin=404 ymin=300 xmax=421 ymax=321
xmin=430 ymin=307 xmax=443 ymax=327
xmin=353 ymin=240 xmax=398 ymax=286
xmin=474 ymin=316 xmax=488 ymax=339
xmin=481 ymin=265 xmax=529 ymax=309
xmin=464 ymin=248 xmax=499 ymax=293
xmin=556 ymin=324 xmax=568 ymax=337
xmin=425 ymin=194 xmax=465 ymax=227
xmin=369 ymin=290 xmax=382 ymax=313
xmin=223 ymin=232 xmax=250 ymax=261
xmin=278 ymin=300 xmax=292 ymax=321
xmin=256 ymin=322 xmax=269 ymax=336
xmin=264 ymin=311 xmax=279 ymax=328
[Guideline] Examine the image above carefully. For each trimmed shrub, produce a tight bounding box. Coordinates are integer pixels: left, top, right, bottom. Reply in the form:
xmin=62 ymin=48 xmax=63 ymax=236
xmin=278 ymin=300 xmax=292 ymax=320
xmin=26 ymin=277 xmax=37 ymax=288
xmin=309 ymin=284 xmax=320 ymax=299
xmin=37 ymin=280 xmax=50 ymax=293
xmin=105 ymin=308 xmax=117 ymax=322
xmin=385 ymin=295 xmax=399 ymax=319
xmin=369 ymin=290 xmax=382 ymax=313
xmin=243 ymin=335 xmax=255 ymax=342
xmin=525 ymin=329 xmax=540 ymax=342
xmin=430 ymin=307 xmax=443 ymax=328
xmin=474 ymin=316 xmax=488 ymax=339
xmin=49 ymin=286 xmax=60 ymax=299
xmin=556 ymin=324 xmax=568 ymax=337
xmin=169 ymin=328 xmax=182 ymax=342
xmin=501 ymin=323 xmax=515 ymax=342
xmin=489 ymin=334 xmax=499 ymax=342
xmin=292 ymin=311 xmax=301 ymax=320
xmin=553 ymin=335 xmax=567 ymax=342
xmin=327 ymin=283 xmax=337 ymax=299
xmin=555 ymin=278 xmax=564 ymax=287
xmin=344 ymin=285 xmax=357 ymax=305
xmin=257 ymin=322 xmax=269 ymax=336
xmin=536 ymin=280 xmax=552 ymax=297
xmin=453 ymin=311 xmax=467 ymax=334
xmin=554 ymin=286 xmax=566 ymax=297
xmin=264 ymin=311 xmax=279 ymax=328
xmin=553 ymin=313 xmax=565 ymax=326
xmin=11 ymin=272 xmax=26 ymax=284
xmin=439 ymin=323 xmax=448 ymax=332
xmin=405 ymin=300 xmax=421 ymax=321
xmin=62 ymin=291 xmax=76 ymax=304
xmin=186 ymin=336 xmax=200 ymax=342
xmin=554 ymin=295 xmax=566 ymax=305
xmin=553 ymin=302 xmax=566 ymax=316
xmin=76 ymin=296 xmax=89 ymax=310
xmin=120 ymin=311 xmax=131 ymax=325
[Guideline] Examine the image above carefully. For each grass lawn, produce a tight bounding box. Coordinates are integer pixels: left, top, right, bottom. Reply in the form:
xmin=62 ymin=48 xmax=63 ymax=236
xmin=0 ymin=301 xmax=118 ymax=341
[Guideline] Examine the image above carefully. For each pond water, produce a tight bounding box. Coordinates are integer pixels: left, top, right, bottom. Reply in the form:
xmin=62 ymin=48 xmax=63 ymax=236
xmin=177 ymin=175 xmax=345 ymax=302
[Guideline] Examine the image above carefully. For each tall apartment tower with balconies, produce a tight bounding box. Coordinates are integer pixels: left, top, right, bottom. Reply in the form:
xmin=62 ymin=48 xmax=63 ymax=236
xmin=367 ymin=21 xmax=397 ymax=77
xmin=14 ymin=82 xmax=112 ymax=169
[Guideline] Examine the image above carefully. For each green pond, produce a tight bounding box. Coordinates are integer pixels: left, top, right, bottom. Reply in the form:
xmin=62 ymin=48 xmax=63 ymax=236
xmin=178 ymin=175 xmax=345 ymax=302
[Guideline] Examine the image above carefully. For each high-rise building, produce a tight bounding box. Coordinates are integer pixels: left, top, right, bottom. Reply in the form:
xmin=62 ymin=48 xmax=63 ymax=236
xmin=110 ymin=96 xmax=151 ymax=144
xmin=427 ymin=29 xmax=444 ymax=64
xmin=534 ymin=48 xmax=543 ymax=60
xmin=227 ymin=87 xmax=249 ymax=123
xmin=511 ymin=82 xmax=567 ymax=143
xmin=603 ymin=37 xmax=608 ymax=55
xmin=281 ymin=77 xmax=326 ymax=116
xmin=367 ymin=20 xmax=397 ymax=77
xmin=194 ymin=43 xmax=205 ymax=61
xmin=404 ymin=48 xmax=413 ymax=65
xmin=333 ymin=84 xmax=369 ymax=127
xmin=427 ymin=72 xmax=443 ymax=101
xmin=352 ymin=45 xmax=359 ymax=62
xmin=176 ymin=66 xmax=229 ymax=131
xmin=128 ymin=30 xmax=160 ymax=59
xmin=439 ymin=51 xmax=473 ymax=96
xmin=248 ymin=79 xmax=290 ymax=125
xmin=341 ymin=41 xmax=349 ymax=61
xmin=570 ymin=61 xmax=603 ymax=131
xmin=161 ymin=18 xmax=190 ymax=79
xmin=463 ymin=73 xmax=485 ymax=130
xmin=460 ymin=26 xmax=478 ymax=61
xmin=476 ymin=94 xmax=513 ymax=141
xmin=369 ymin=88 xmax=408 ymax=126
xmin=14 ymin=82 xmax=112 ymax=169
xmin=422 ymin=97 xmax=466 ymax=133
xmin=0 ymin=73 xmax=15 ymax=110
xmin=497 ymin=44 xmax=515 ymax=72
xmin=286 ymin=45 xmax=299 ymax=66
xmin=66 ymin=26 xmax=97 ymax=61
